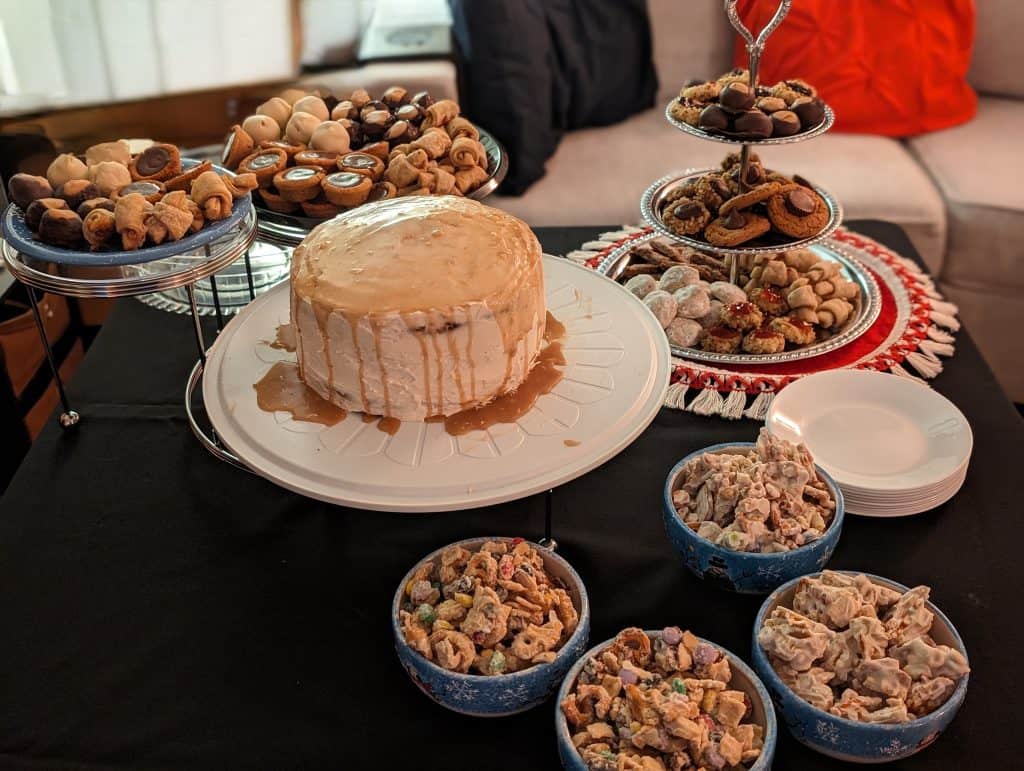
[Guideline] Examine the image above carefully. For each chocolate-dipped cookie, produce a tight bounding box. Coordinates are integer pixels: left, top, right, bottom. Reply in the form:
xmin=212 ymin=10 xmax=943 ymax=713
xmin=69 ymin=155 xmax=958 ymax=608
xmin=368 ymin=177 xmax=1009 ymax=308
xmin=361 ymin=110 xmax=395 ymax=139
xmin=381 ymin=86 xmax=409 ymax=109
xmin=37 ymin=208 xmax=84 ymax=247
xmin=719 ymin=82 xmax=756 ymax=112
xmin=770 ymin=110 xmax=801 ymax=137
xmin=77 ymin=197 xmax=115 ymax=218
xmin=25 ymin=198 xmax=68 ymax=230
xmin=7 ymin=174 xmax=53 ymax=211
xmin=57 ymin=179 xmax=101 ymax=210
xmin=698 ymin=104 xmax=730 ymax=132
xmin=732 ymin=110 xmax=773 ymax=139
xmin=791 ymin=97 xmax=826 ymax=128
xmin=410 ymin=91 xmax=434 ymax=109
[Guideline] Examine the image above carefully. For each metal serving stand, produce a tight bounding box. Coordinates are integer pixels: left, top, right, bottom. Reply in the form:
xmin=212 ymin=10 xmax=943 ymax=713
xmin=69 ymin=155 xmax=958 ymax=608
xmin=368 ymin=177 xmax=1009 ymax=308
xmin=1 ymin=206 xmax=258 ymax=428
xmin=642 ymin=0 xmax=843 ymax=284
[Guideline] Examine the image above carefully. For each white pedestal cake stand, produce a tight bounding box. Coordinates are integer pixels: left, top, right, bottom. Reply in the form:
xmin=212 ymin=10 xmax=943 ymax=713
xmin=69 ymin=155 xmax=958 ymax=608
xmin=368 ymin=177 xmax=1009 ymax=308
xmin=194 ymin=256 xmax=671 ymax=512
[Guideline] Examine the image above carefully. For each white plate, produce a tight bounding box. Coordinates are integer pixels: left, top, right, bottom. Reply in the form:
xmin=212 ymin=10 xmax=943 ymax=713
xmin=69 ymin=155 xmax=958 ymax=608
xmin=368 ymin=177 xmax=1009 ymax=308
xmin=844 ymin=472 xmax=966 ymax=518
xmin=766 ymin=370 xmax=972 ymax=493
xmin=839 ymin=460 xmax=969 ymax=500
xmin=203 ymin=256 xmax=671 ymax=512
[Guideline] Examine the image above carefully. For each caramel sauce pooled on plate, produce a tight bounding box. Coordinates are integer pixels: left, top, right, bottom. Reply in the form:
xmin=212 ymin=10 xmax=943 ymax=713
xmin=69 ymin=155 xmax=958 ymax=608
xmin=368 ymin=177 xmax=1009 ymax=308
xmin=443 ymin=311 xmax=566 ymax=437
xmin=254 ymin=311 xmax=567 ymax=438
xmin=254 ymin=361 xmax=347 ymax=425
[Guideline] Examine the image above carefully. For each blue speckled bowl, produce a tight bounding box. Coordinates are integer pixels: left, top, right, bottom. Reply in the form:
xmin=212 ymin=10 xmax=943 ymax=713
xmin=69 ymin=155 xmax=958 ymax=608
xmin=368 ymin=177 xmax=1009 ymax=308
xmin=663 ymin=442 xmax=844 ymax=594
xmin=555 ymin=630 xmax=777 ymax=770
xmin=392 ymin=536 xmax=590 ymax=717
xmin=752 ymin=571 xmax=970 ymax=763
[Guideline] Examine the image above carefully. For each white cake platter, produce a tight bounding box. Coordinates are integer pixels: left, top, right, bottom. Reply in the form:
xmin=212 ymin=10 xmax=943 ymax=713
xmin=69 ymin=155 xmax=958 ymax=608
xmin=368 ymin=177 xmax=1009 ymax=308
xmin=202 ymin=255 xmax=671 ymax=512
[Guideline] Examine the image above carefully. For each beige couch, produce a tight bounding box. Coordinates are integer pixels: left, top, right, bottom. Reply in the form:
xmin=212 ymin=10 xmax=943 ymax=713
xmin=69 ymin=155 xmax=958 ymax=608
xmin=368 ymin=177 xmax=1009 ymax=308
xmin=492 ymin=0 xmax=1024 ymax=401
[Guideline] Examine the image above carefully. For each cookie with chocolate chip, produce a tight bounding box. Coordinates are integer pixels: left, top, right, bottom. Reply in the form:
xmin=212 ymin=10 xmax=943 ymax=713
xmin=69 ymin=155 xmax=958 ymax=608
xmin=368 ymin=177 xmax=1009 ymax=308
xmin=770 ymin=78 xmax=818 ymax=105
xmin=694 ymin=173 xmax=734 ymax=214
xmin=704 ymin=209 xmax=771 ymax=247
xmin=680 ymin=81 xmax=721 ymax=104
xmin=766 ymin=186 xmax=829 ymax=238
xmin=668 ymin=97 xmax=703 ymax=126
xmin=662 ymin=197 xmax=711 ymax=236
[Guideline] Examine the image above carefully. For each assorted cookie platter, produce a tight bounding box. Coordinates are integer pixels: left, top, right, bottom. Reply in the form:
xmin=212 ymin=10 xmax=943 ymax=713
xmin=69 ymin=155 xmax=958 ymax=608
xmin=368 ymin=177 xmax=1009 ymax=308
xmin=221 ymin=85 xmax=507 ymax=243
xmin=641 ymin=165 xmax=842 ymax=254
xmin=597 ymin=230 xmax=880 ymax=365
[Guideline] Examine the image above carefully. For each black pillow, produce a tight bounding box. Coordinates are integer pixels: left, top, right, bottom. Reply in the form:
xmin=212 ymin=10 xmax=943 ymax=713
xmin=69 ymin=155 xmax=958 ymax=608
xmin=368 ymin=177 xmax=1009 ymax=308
xmin=451 ymin=0 xmax=657 ymax=195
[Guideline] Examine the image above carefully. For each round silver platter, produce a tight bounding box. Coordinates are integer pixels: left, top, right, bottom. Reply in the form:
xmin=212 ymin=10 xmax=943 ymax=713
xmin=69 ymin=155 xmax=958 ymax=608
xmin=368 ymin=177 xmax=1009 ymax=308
xmin=596 ymin=229 xmax=881 ymax=366
xmin=664 ymin=99 xmax=835 ymax=146
xmin=641 ymin=169 xmax=843 ymax=255
xmin=255 ymin=125 xmax=509 ymax=248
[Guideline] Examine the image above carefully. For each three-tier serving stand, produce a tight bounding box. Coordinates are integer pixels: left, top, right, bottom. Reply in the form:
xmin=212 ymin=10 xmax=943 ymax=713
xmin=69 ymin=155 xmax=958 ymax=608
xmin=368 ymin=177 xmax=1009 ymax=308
xmin=639 ymin=0 xmax=842 ymax=287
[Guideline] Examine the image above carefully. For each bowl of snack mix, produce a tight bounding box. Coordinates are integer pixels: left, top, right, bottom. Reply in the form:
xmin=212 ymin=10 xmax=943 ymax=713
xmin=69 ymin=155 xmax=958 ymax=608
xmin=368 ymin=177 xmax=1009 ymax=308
xmin=752 ymin=571 xmax=970 ymax=763
xmin=662 ymin=429 xmax=844 ymax=594
xmin=556 ymin=627 xmax=776 ymax=770
xmin=392 ymin=536 xmax=590 ymax=716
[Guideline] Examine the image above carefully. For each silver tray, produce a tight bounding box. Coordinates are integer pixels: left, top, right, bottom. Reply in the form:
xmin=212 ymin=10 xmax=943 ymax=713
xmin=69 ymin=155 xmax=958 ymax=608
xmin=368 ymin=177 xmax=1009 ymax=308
xmin=255 ymin=125 xmax=508 ymax=248
xmin=640 ymin=169 xmax=843 ymax=255
xmin=596 ymin=230 xmax=881 ymax=366
xmin=664 ymin=99 xmax=835 ymax=146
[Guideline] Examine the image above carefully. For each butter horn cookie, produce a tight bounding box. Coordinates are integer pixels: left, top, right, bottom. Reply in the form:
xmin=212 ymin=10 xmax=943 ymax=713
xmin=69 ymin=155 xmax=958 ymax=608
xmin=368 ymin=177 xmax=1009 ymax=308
xmin=190 ymin=171 xmax=233 ymax=221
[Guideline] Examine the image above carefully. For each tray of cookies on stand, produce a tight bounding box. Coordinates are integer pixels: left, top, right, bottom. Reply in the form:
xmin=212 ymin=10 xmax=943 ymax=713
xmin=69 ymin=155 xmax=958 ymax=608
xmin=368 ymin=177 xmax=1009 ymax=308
xmin=597 ymin=230 xmax=880 ymax=365
xmin=219 ymin=86 xmax=507 ymax=247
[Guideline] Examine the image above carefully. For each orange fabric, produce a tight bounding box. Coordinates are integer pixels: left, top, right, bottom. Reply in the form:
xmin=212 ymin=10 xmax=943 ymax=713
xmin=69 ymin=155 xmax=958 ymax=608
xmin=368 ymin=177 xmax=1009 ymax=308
xmin=732 ymin=0 xmax=977 ymax=136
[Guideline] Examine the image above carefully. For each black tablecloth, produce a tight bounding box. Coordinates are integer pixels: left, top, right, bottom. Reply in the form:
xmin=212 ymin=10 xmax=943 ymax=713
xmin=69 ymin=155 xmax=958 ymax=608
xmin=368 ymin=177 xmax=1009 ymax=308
xmin=0 ymin=222 xmax=1019 ymax=771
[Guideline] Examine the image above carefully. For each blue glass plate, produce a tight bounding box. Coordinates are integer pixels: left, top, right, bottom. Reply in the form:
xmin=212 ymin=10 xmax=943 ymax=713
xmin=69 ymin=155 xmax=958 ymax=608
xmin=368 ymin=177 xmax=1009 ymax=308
xmin=1 ymin=159 xmax=251 ymax=267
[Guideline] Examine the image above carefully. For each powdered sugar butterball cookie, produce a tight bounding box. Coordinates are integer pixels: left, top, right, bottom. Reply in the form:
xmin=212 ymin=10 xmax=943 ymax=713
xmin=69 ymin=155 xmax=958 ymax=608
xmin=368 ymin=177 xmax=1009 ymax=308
xmin=710 ymin=281 xmax=747 ymax=305
xmin=696 ymin=299 xmax=724 ymax=328
xmin=666 ymin=317 xmax=703 ymax=348
xmin=673 ymin=285 xmax=711 ymax=319
xmin=643 ymin=290 xmax=678 ymax=328
xmin=625 ymin=274 xmax=658 ymax=299
xmin=658 ymin=264 xmax=700 ymax=294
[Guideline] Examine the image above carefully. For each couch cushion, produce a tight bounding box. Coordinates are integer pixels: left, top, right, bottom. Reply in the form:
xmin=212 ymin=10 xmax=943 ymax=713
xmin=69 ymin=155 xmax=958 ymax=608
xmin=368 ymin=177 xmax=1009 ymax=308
xmin=647 ymin=0 xmax=733 ymax=103
xmin=298 ymin=61 xmax=458 ymax=102
xmin=492 ymin=107 xmax=947 ymax=272
xmin=908 ymin=98 xmax=1024 ymax=291
xmin=969 ymin=0 xmax=1024 ymax=98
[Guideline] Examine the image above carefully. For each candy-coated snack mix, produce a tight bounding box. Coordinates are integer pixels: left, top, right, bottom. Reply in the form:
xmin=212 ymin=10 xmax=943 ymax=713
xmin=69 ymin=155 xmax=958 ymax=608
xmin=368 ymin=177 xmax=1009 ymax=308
xmin=671 ymin=428 xmax=836 ymax=553
xmin=399 ymin=540 xmax=578 ymax=675
xmin=562 ymin=627 xmax=764 ymax=770
xmin=757 ymin=572 xmax=969 ymax=723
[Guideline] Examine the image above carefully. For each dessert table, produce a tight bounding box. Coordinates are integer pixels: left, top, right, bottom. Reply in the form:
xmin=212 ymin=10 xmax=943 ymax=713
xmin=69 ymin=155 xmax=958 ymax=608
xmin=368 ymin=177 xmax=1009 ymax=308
xmin=0 ymin=221 xmax=1019 ymax=770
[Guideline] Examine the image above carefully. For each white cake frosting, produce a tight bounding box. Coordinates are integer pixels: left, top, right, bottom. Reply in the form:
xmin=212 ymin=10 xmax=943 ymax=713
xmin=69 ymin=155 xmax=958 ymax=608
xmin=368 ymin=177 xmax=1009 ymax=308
xmin=290 ymin=195 xmax=545 ymax=420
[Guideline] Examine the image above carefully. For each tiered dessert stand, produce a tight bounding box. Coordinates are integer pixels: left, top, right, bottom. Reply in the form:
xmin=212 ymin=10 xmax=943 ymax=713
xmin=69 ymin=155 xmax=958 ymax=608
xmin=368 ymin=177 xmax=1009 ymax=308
xmin=627 ymin=0 xmax=880 ymax=366
xmin=1 ymin=167 xmax=257 ymax=429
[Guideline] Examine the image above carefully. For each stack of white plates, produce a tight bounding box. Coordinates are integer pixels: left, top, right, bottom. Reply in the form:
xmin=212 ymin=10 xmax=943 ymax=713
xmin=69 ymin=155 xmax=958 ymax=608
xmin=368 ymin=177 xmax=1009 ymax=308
xmin=766 ymin=370 xmax=972 ymax=517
